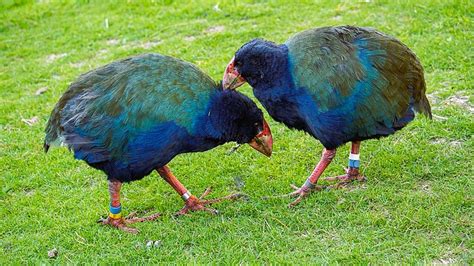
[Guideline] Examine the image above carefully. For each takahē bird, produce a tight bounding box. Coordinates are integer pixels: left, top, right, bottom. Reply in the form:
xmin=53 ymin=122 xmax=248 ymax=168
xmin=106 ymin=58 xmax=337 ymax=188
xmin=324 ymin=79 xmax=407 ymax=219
xmin=222 ymin=26 xmax=431 ymax=206
xmin=45 ymin=53 xmax=273 ymax=233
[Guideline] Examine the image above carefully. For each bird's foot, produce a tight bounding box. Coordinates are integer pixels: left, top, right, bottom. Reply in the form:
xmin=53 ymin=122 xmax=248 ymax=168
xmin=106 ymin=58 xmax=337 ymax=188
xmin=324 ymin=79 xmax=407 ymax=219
xmin=175 ymin=187 xmax=244 ymax=216
xmin=323 ymin=168 xmax=366 ymax=188
xmin=262 ymin=183 xmax=324 ymax=207
xmin=287 ymin=183 xmax=324 ymax=208
xmin=97 ymin=212 xmax=161 ymax=234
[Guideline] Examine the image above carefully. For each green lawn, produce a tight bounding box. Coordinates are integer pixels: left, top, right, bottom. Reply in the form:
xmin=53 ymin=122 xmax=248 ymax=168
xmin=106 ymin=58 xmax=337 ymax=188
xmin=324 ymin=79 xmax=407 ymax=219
xmin=1 ymin=0 xmax=472 ymax=264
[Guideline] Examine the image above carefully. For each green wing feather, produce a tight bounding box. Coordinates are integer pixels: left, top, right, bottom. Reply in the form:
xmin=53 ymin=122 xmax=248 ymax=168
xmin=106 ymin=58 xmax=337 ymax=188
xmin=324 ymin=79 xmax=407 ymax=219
xmin=286 ymin=26 xmax=431 ymax=136
xmin=45 ymin=53 xmax=217 ymax=150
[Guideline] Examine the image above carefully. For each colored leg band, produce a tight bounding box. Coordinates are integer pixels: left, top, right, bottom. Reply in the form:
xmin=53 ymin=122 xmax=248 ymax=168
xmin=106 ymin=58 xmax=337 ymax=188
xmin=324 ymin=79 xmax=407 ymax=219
xmin=181 ymin=191 xmax=191 ymax=201
xmin=109 ymin=204 xmax=122 ymax=214
xmin=109 ymin=204 xmax=122 ymax=219
xmin=109 ymin=212 xmax=122 ymax=219
xmin=348 ymin=159 xmax=360 ymax=168
xmin=304 ymin=179 xmax=315 ymax=189
xmin=349 ymin=153 xmax=360 ymax=160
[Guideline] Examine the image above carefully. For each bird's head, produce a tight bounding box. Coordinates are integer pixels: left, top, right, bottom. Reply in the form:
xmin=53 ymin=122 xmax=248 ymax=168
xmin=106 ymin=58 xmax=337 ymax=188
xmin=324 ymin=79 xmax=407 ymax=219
xmin=209 ymin=89 xmax=273 ymax=157
xmin=223 ymin=38 xmax=283 ymax=90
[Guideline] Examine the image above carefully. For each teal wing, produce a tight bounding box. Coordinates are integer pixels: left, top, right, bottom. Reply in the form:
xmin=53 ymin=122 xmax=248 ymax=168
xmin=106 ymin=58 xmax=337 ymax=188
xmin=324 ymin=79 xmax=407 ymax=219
xmin=45 ymin=53 xmax=217 ymax=161
xmin=286 ymin=26 xmax=430 ymax=142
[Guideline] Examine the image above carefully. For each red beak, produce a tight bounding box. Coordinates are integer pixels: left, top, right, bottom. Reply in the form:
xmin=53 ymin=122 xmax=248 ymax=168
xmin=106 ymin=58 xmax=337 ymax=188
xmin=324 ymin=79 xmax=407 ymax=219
xmin=248 ymin=119 xmax=273 ymax=157
xmin=223 ymin=57 xmax=246 ymax=90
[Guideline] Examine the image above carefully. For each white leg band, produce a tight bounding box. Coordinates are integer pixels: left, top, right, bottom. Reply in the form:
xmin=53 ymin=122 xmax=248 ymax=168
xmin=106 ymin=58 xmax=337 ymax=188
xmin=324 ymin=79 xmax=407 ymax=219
xmin=349 ymin=153 xmax=360 ymax=160
xmin=181 ymin=191 xmax=191 ymax=201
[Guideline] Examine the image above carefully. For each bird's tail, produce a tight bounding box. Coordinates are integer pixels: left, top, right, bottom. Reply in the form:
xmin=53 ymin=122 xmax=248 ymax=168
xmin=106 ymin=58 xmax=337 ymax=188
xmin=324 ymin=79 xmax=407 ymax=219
xmin=412 ymin=75 xmax=432 ymax=119
xmin=415 ymin=94 xmax=432 ymax=119
xmin=401 ymin=45 xmax=432 ymax=120
xmin=411 ymin=65 xmax=432 ymax=119
xmin=44 ymin=114 xmax=60 ymax=153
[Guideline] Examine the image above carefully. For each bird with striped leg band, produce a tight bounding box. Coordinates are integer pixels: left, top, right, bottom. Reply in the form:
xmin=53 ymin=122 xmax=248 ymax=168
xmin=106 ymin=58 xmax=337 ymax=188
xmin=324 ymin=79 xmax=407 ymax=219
xmin=98 ymin=180 xmax=161 ymax=234
xmin=222 ymin=26 xmax=431 ymax=207
xmin=45 ymin=53 xmax=273 ymax=233
xmin=324 ymin=141 xmax=366 ymax=186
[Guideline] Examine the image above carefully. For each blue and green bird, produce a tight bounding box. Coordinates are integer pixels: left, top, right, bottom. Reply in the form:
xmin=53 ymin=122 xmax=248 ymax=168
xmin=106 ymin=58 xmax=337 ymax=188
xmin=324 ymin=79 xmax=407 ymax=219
xmin=45 ymin=53 xmax=273 ymax=233
xmin=223 ymin=26 xmax=432 ymax=206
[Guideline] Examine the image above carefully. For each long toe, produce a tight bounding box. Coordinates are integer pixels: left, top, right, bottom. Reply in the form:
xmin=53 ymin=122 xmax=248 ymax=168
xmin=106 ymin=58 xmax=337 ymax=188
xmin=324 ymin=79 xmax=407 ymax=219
xmin=263 ymin=183 xmax=323 ymax=201
xmin=287 ymin=185 xmax=312 ymax=207
xmin=290 ymin=184 xmax=300 ymax=191
xmin=98 ymin=216 xmax=140 ymax=234
xmin=198 ymin=187 xmax=213 ymax=200
xmin=117 ymin=224 xmax=139 ymax=234
xmin=176 ymin=190 xmax=243 ymax=216
xmin=175 ymin=203 xmax=218 ymax=216
xmin=203 ymin=192 xmax=246 ymax=204
xmin=262 ymin=185 xmax=301 ymax=200
xmin=125 ymin=213 xmax=161 ymax=224
xmin=174 ymin=207 xmax=192 ymax=217
xmin=287 ymin=182 xmax=325 ymax=207
xmin=325 ymin=174 xmax=367 ymax=188
xmin=197 ymin=187 xmax=246 ymax=203
xmin=324 ymin=165 xmax=366 ymax=184
xmin=289 ymin=195 xmax=305 ymax=208
xmin=323 ymin=174 xmax=352 ymax=182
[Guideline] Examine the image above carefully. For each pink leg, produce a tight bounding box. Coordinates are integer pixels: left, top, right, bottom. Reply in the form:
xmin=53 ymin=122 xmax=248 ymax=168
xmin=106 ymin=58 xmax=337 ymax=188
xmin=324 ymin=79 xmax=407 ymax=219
xmin=324 ymin=141 xmax=366 ymax=186
xmin=287 ymin=148 xmax=337 ymax=207
xmin=98 ymin=180 xmax=161 ymax=234
xmin=157 ymin=165 xmax=244 ymax=216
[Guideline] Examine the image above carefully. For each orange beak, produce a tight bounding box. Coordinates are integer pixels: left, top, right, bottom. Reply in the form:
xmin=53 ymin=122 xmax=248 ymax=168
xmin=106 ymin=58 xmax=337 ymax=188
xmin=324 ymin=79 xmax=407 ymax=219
xmin=248 ymin=119 xmax=273 ymax=157
xmin=223 ymin=57 xmax=247 ymax=90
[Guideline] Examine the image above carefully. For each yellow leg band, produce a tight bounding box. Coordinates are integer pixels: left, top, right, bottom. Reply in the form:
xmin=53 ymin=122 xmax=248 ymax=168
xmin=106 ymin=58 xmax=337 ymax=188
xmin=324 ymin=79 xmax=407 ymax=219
xmin=109 ymin=212 xmax=122 ymax=219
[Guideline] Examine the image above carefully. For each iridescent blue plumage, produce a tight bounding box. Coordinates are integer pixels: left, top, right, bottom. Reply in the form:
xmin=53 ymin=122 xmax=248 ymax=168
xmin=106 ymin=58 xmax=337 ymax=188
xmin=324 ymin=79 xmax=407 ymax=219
xmin=45 ymin=53 xmax=265 ymax=182
xmin=225 ymin=26 xmax=432 ymax=205
xmin=231 ymin=26 xmax=431 ymax=149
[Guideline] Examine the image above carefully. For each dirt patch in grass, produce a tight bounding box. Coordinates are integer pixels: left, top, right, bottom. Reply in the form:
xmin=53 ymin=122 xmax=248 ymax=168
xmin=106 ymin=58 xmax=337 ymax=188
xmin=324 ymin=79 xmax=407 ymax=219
xmin=418 ymin=181 xmax=433 ymax=195
xmin=429 ymin=138 xmax=463 ymax=147
xmin=432 ymin=257 xmax=456 ymax=265
xmin=45 ymin=53 xmax=68 ymax=64
xmin=443 ymin=91 xmax=473 ymax=113
xmin=106 ymin=39 xmax=120 ymax=46
xmin=139 ymin=41 xmax=162 ymax=50
xmin=184 ymin=36 xmax=196 ymax=42
xmin=204 ymin=25 xmax=225 ymax=34
xmin=70 ymin=61 xmax=86 ymax=68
